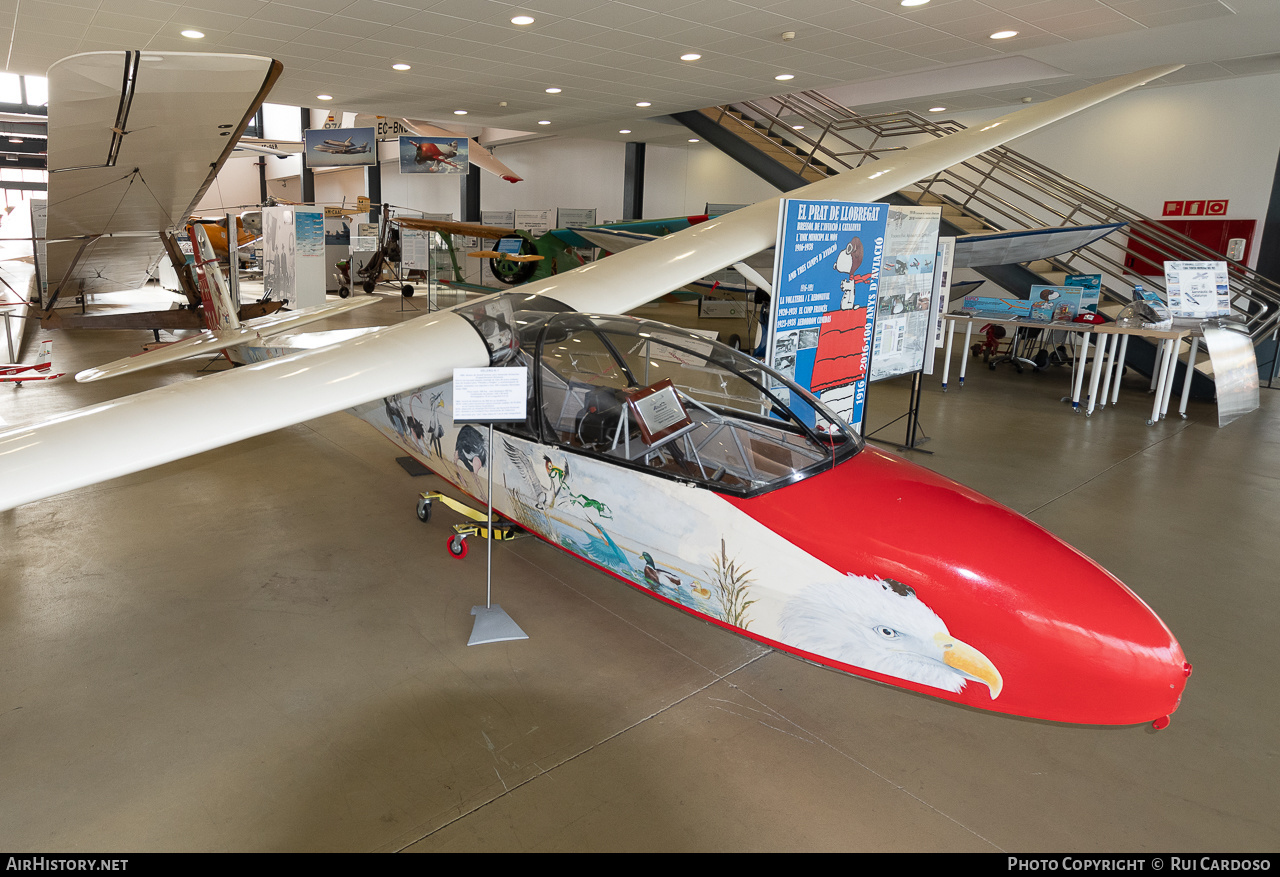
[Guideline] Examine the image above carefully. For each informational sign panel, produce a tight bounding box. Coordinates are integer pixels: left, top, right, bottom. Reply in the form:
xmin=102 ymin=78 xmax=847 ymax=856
xmin=398 ymin=136 xmax=469 ymax=174
xmin=304 ymin=127 xmax=375 ymax=167
xmin=453 ymin=367 xmax=529 ymax=423
xmin=924 ymin=237 xmax=955 ymax=376
xmin=556 ymin=207 xmax=598 ymax=228
xmin=401 ymin=229 xmax=431 ymax=271
xmin=767 ymin=199 xmax=887 ymax=432
xmin=515 ymin=209 xmax=554 ymax=236
xmin=1164 ymin=261 xmax=1230 ymax=318
xmin=262 ymin=206 xmax=326 ymax=308
xmin=482 ymin=210 xmax=515 ymax=228
xmin=1030 ymin=286 xmax=1085 ymax=320
xmin=869 ymin=205 xmax=941 ymax=383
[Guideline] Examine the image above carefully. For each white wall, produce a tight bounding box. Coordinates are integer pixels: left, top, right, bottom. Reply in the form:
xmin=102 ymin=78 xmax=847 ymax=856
xmin=947 ymin=73 xmax=1280 ymax=269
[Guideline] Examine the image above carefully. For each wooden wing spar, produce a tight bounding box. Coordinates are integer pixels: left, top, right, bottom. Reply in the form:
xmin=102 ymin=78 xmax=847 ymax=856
xmin=43 ymin=51 xmax=282 ymax=309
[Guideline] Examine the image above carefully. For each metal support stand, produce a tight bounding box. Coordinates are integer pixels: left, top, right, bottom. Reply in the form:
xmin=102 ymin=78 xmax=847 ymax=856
xmin=865 ymin=372 xmax=933 ymax=454
xmin=469 ymin=423 xmax=528 ymax=646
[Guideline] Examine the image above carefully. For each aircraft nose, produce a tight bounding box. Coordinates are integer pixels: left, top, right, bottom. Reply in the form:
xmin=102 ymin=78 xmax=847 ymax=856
xmin=725 ymin=447 xmax=1189 ymax=726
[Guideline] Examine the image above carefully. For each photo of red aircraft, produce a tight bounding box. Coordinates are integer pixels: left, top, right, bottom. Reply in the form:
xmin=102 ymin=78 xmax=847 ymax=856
xmin=400 ymin=136 xmax=467 ymax=174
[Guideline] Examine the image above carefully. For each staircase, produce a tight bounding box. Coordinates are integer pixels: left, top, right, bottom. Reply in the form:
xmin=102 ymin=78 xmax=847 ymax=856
xmin=673 ymin=92 xmax=1280 ymax=397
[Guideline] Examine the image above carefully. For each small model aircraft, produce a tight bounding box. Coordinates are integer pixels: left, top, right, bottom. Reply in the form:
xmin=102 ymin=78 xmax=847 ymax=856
xmin=0 ymin=339 xmax=65 ymax=385
xmin=314 ymin=137 xmax=371 ymax=155
xmin=0 ymin=64 xmax=1191 ymax=727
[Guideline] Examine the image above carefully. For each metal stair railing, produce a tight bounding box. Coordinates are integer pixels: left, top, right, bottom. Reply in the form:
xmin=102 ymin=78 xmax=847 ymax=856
xmin=698 ymin=92 xmax=1280 ymax=345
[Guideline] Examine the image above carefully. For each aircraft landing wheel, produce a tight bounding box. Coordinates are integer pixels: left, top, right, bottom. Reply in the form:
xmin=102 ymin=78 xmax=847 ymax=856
xmin=416 ymin=498 xmax=431 ymax=522
xmin=402 ymin=284 xmax=414 ymax=298
xmin=447 ymin=534 xmax=468 ymax=558
xmin=727 ymin=333 xmax=742 ymax=351
xmin=338 ymin=286 xmax=350 ymax=299
xmin=362 ymin=279 xmax=376 ymax=293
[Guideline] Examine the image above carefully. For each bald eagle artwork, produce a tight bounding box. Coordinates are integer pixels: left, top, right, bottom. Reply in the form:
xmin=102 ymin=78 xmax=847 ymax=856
xmin=780 ymin=575 xmax=1002 ymax=698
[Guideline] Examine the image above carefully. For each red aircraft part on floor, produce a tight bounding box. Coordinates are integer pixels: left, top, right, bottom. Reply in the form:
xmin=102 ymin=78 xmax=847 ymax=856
xmin=723 ymin=446 xmax=1190 ymax=726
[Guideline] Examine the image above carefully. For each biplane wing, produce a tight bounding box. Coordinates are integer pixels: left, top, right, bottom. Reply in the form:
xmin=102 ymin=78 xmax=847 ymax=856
xmin=43 ymin=51 xmax=282 ymax=308
xmin=0 ymin=66 xmax=1179 ymax=511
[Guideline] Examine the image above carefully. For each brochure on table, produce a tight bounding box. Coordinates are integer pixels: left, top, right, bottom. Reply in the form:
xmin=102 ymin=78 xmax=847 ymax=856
xmin=869 ymin=205 xmax=941 ymax=383
xmin=766 ymin=199 xmax=888 ymax=432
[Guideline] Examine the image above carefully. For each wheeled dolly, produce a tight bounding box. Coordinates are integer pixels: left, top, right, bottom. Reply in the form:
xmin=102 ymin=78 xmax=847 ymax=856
xmin=415 ymin=492 xmax=526 ymax=559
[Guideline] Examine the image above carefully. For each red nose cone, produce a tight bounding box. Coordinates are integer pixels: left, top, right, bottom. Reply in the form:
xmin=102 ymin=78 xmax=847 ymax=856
xmin=725 ymin=447 xmax=1188 ymax=725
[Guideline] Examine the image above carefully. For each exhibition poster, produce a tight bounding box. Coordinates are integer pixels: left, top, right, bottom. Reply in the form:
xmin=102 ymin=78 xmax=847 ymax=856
xmin=924 ymin=237 xmax=956 ymax=376
xmin=767 ymin=199 xmax=888 ymax=432
xmin=303 ymin=127 xmax=375 ymax=168
xmin=398 ymin=136 xmax=469 ymax=174
xmin=869 ymin=205 xmax=941 ymax=383
xmin=1164 ymin=261 xmax=1230 ymax=317
xmin=1063 ymin=273 xmax=1102 ymax=313
xmin=515 ymin=209 xmax=555 ymax=236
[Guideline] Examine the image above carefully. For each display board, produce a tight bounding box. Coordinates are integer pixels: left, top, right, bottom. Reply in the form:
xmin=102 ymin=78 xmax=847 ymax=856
xmin=869 ymin=205 xmax=941 ymax=383
xmin=515 ymin=209 xmax=554 ymax=236
xmin=1063 ymin=273 xmax=1102 ymax=313
xmin=924 ymin=237 xmax=955 ymax=376
xmin=262 ymin=205 xmax=326 ymax=308
xmin=1164 ymin=260 xmax=1231 ymax=318
xmin=767 ymin=199 xmax=887 ymax=432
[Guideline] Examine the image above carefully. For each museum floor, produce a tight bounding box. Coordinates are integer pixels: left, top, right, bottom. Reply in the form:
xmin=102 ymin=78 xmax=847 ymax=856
xmin=1 ymin=292 xmax=1276 ymax=852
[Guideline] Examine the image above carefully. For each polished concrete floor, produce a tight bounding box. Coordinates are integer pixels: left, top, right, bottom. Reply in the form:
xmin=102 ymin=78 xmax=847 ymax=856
xmin=0 ymin=293 xmax=1276 ymax=852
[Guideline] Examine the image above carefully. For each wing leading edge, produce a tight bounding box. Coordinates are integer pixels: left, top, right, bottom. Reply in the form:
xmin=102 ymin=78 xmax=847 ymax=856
xmin=0 ymin=66 xmax=1181 ymax=512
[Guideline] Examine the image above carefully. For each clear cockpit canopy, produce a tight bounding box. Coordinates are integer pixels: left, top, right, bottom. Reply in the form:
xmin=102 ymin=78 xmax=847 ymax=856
xmin=458 ymin=292 xmax=862 ymax=496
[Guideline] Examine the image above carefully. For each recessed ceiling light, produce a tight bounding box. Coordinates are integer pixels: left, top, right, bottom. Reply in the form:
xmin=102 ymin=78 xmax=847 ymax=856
xmin=619 ymin=129 xmax=631 ymax=134
xmin=792 ymin=125 xmax=804 ymax=130
xmin=511 ymin=15 xmax=535 ymax=25
xmin=990 ymin=30 xmax=1018 ymax=39
xmin=545 ymin=87 xmax=561 ymax=94
xmin=775 ymin=73 xmax=794 ymax=81
xmin=538 ymin=120 xmax=551 ymax=125
xmin=636 ymin=101 xmax=651 ymax=107
xmin=929 ymin=106 xmax=946 ymax=112
xmin=454 ymin=110 xmax=467 ymax=115
xmin=680 ymin=53 xmax=701 ymax=61
xmin=900 ymin=0 xmax=931 ymax=6
xmin=392 ymin=63 xmax=411 ymax=71
xmin=8 ymin=138 xmax=20 ymax=143
xmin=688 ymin=138 xmax=699 ymax=143
xmin=181 ymin=29 xmax=204 ymax=39
xmin=316 ymin=94 xmax=333 ymax=101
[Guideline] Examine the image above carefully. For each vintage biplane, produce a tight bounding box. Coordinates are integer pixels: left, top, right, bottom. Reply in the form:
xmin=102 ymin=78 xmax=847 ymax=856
xmin=0 ymin=63 xmax=1191 ymax=727
xmin=76 ymin=224 xmax=380 ymax=381
xmin=37 ymin=51 xmax=282 ymax=331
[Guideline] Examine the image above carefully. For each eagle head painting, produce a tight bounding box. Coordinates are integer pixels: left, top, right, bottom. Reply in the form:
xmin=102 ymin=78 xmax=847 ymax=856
xmin=780 ymin=574 xmax=1002 ymax=698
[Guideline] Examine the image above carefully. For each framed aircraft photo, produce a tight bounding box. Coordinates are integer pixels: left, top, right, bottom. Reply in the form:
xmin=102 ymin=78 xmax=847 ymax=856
xmin=399 ymin=136 xmax=470 ymax=174
xmin=304 ymin=127 xmax=376 ymax=167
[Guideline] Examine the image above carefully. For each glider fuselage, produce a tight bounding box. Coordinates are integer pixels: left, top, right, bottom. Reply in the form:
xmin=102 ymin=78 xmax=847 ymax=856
xmin=351 ymin=297 xmax=1189 ymax=726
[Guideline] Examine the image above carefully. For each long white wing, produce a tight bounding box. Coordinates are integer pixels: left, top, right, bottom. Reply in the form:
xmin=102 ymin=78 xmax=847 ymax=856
xmin=0 ymin=66 xmax=1179 ymax=512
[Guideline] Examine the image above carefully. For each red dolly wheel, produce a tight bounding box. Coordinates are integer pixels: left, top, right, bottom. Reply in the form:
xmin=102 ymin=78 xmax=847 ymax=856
xmin=447 ymin=534 xmax=468 ymax=559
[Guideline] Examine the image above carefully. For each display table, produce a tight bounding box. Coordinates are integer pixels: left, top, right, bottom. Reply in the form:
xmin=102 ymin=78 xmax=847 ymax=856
xmin=939 ymin=314 xmax=1190 ymax=424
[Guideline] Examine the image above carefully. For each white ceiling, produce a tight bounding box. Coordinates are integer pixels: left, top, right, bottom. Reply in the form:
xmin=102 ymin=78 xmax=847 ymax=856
xmin=4 ymin=0 xmax=1280 ymax=145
